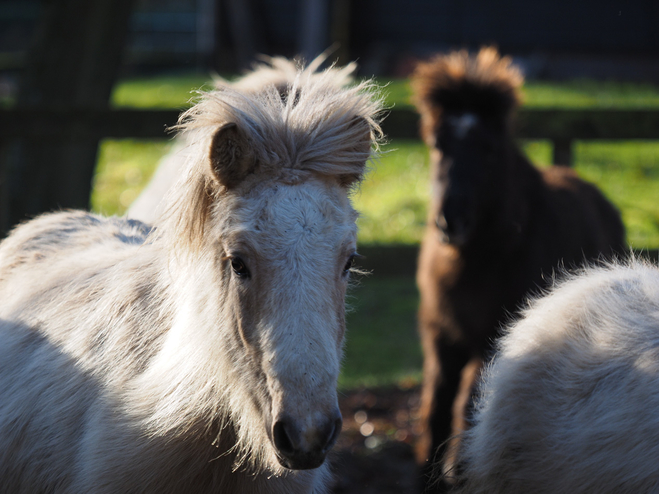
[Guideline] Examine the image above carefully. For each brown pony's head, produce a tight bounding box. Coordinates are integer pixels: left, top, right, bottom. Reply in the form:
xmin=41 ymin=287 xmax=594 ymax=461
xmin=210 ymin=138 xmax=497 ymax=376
xmin=412 ymin=47 xmax=523 ymax=246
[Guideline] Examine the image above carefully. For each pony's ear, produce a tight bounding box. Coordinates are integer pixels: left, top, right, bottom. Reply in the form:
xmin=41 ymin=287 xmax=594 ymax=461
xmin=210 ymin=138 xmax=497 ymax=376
xmin=339 ymin=116 xmax=372 ymax=187
xmin=209 ymin=123 xmax=255 ymax=189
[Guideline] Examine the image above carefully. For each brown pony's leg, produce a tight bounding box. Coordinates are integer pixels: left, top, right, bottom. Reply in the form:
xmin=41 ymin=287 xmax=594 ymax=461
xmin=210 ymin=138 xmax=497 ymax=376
xmin=443 ymin=357 xmax=483 ymax=480
xmin=416 ymin=331 xmax=470 ymax=491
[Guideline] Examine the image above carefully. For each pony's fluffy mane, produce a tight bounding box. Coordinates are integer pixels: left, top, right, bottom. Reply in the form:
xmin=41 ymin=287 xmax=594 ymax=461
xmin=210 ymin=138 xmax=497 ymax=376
xmin=412 ymin=47 xmax=523 ymax=140
xmin=217 ymin=55 xmax=357 ymax=96
xmin=158 ymin=60 xmax=383 ymax=252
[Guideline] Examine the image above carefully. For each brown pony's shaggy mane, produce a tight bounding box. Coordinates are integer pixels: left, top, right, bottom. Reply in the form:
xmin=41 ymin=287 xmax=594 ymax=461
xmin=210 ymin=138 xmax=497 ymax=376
xmin=412 ymin=47 xmax=523 ymax=140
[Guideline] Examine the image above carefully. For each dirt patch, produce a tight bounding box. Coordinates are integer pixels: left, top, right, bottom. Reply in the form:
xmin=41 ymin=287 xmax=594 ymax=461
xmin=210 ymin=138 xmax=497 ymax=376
xmin=330 ymin=386 xmax=423 ymax=494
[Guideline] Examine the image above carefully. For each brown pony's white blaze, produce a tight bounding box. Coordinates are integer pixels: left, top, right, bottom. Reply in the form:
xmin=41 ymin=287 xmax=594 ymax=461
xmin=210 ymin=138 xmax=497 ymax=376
xmin=431 ymin=111 xmax=487 ymax=246
xmin=0 ymin=59 xmax=381 ymax=494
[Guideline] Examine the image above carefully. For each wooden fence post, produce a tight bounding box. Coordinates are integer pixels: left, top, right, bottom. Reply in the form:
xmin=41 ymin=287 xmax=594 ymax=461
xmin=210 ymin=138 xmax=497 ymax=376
xmin=552 ymin=138 xmax=573 ymax=166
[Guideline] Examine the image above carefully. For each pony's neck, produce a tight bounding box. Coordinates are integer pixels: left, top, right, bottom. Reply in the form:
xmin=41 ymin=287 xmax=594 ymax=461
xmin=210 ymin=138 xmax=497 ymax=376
xmin=464 ymin=141 xmax=542 ymax=256
xmin=135 ymin=252 xmax=279 ymax=474
xmin=499 ymin=144 xmax=545 ymax=248
xmin=134 ymin=253 xmax=230 ymax=418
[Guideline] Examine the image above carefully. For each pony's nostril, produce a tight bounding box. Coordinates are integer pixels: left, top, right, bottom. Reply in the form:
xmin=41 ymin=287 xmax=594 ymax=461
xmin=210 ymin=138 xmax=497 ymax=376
xmin=272 ymin=414 xmax=342 ymax=470
xmin=272 ymin=419 xmax=297 ymax=456
xmin=322 ymin=415 xmax=343 ymax=453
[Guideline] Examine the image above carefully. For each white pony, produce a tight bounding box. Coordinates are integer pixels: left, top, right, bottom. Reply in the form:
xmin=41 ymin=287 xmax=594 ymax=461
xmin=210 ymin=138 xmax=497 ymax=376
xmin=127 ymin=55 xmax=355 ymax=225
xmin=452 ymin=261 xmax=659 ymax=494
xmin=0 ymin=61 xmax=381 ymax=493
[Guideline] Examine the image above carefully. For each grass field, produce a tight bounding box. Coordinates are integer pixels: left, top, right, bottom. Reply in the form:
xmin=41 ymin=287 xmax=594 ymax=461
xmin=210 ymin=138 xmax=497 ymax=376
xmin=111 ymin=75 xmax=659 ymax=110
xmin=340 ymin=277 xmax=422 ymax=389
xmin=92 ymin=74 xmax=659 ymax=388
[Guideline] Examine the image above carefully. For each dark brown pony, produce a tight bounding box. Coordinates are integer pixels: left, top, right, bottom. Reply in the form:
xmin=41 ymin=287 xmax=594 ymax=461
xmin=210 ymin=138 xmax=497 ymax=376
xmin=411 ymin=47 xmax=626 ymax=491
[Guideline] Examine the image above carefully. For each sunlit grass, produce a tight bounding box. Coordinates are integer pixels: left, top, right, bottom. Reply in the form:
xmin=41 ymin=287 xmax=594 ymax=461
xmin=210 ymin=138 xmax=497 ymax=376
xmin=111 ymin=73 xmax=212 ymax=109
xmin=376 ymin=78 xmax=414 ymax=109
xmin=91 ymin=139 xmax=174 ymax=216
xmin=353 ymin=141 xmax=430 ymax=245
xmin=521 ymin=80 xmax=659 ymax=108
xmin=575 ymin=141 xmax=659 ymax=249
xmin=375 ymin=78 xmax=659 ymax=109
xmin=112 ymin=74 xmax=659 ymax=112
xmin=92 ymin=137 xmax=659 ymax=249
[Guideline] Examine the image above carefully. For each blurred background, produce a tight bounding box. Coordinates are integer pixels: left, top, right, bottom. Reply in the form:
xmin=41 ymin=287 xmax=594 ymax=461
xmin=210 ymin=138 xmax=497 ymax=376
xmin=1 ymin=1 xmax=659 ymax=490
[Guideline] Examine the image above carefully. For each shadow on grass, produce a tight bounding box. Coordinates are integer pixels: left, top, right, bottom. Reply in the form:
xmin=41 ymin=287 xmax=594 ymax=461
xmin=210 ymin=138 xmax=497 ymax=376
xmin=340 ymin=274 xmax=422 ymax=389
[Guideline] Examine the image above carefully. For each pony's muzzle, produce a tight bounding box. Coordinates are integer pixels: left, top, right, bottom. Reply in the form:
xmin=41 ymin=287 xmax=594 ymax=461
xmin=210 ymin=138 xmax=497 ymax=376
xmin=271 ymin=411 xmax=342 ymax=470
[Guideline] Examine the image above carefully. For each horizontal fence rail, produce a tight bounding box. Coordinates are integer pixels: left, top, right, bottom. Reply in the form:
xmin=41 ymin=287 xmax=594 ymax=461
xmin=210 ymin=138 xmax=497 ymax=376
xmin=3 ymin=107 xmax=659 ymax=166
xmin=3 ymin=108 xmax=659 ymax=141
xmin=0 ymin=108 xmax=182 ymax=140
xmin=355 ymin=244 xmax=659 ymax=278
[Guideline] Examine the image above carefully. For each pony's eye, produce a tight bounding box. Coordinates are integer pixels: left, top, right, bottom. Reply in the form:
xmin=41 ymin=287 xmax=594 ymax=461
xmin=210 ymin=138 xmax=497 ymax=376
xmin=343 ymin=255 xmax=357 ymax=275
xmin=230 ymin=257 xmax=250 ymax=278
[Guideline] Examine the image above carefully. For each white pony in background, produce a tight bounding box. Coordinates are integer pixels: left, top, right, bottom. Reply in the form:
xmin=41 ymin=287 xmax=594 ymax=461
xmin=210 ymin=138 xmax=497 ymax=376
xmin=0 ymin=59 xmax=381 ymax=493
xmin=452 ymin=261 xmax=659 ymax=494
xmin=127 ymin=55 xmax=355 ymax=224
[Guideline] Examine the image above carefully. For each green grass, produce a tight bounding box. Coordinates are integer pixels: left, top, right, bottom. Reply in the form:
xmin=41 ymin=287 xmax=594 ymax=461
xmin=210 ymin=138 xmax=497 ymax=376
xmin=110 ymin=75 xmax=659 ymax=112
xmin=94 ymin=74 xmax=659 ymax=247
xmin=376 ymin=78 xmax=414 ymax=109
xmin=521 ymin=80 xmax=659 ymax=108
xmin=92 ymin=140 xmax=174 ymax=216
xmin=340 ymin=277 xmax=421 ymax=389
xmin=111 ymin=73 xmax=213 ymax=109
xmin=575 ymin=141 xmax=659 ymax=249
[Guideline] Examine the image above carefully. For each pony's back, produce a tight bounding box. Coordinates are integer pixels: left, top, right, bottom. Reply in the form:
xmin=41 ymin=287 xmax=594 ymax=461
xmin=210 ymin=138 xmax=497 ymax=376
xmin=538 ymin=165 xmax=626 ymax=261
xmin=455 ymin=262 xmax=659 ymax=493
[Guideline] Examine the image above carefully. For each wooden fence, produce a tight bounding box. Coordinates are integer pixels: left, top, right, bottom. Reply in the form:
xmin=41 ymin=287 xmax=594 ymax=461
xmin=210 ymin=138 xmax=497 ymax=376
xmin=4 ymin=107 xmax=659 ymax=163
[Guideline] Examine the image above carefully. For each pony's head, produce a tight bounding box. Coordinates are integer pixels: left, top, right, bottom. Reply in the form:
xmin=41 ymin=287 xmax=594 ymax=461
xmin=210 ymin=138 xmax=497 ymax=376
xmin=157 ymin=62 xmax=382 ymax=473
xmin=412 ymin=47 xmax=523 ymax=246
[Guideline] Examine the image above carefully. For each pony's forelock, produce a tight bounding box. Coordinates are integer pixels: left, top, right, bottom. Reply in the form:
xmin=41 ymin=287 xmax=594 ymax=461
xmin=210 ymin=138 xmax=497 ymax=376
xmin=213 ymin=54 xmax=357 ymax=96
